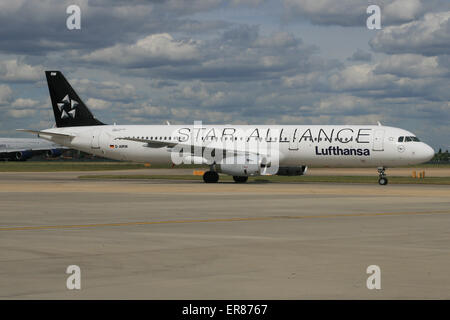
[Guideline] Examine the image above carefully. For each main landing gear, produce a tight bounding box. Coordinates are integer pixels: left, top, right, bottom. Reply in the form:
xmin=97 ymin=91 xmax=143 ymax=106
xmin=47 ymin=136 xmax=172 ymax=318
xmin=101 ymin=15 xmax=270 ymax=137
xmin=377 ymin=167 xmax=388 ymax=185
xmin=203 ymin=170 xmax=219 ymax=183
xmin=233 ymin=176 xmax=248 ymax=183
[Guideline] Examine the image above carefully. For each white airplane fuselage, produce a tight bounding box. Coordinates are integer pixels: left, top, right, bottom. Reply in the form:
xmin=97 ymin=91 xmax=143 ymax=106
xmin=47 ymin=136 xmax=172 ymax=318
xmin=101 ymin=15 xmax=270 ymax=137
xmin=37 ymin=124 xmax=434 ymax=168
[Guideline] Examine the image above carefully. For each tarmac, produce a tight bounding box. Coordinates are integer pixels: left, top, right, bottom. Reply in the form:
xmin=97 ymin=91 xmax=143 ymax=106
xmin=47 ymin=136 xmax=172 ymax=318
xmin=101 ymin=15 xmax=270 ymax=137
xmin=0 ymin=170 xmax=449 ymax=299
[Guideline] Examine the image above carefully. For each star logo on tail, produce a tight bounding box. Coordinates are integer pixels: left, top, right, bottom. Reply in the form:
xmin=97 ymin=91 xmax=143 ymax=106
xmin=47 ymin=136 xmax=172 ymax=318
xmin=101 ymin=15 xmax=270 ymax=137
xmin=57 ymin=94 xmax=78 ymax=119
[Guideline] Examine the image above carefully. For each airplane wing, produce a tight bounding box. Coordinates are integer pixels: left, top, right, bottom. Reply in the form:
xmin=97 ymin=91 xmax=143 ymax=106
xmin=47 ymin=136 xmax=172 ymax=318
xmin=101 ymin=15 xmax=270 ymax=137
xmin=114 ymin=136 xmax=276 ymax=166
xmin=114 ymin=137 xmax=265 ymax=155
xmin=115 ymin=137 xmax=178 ymax=148
xmin=1 ymin=146 xmax=68 ymax=153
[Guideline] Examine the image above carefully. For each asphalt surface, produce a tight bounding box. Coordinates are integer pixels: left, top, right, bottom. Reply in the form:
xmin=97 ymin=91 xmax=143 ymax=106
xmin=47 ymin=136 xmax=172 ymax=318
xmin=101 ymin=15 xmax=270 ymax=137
xmin=0 ymin=171 xmax=449 ymax=299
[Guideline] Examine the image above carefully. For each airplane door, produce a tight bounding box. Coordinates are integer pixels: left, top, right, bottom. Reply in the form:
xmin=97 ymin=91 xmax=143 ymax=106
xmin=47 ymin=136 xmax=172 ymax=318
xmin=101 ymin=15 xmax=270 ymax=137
xmin=90 ymin=129 xmax=101 ymax=149
xmin=288 ymin=129 xmax=299 ymax=150
xmin=372 ymin=129 xmax=385 ymax=151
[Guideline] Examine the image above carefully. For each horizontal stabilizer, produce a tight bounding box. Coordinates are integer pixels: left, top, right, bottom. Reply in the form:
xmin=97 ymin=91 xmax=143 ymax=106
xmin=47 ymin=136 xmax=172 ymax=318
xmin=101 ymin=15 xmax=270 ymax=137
xmin=16 ymin=129 xmax=75 ymax=138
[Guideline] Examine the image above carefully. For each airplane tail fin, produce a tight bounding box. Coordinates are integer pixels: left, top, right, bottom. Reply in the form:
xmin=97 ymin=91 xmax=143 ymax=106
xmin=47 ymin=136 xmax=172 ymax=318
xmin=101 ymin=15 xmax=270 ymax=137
xmin=45 ymin=71 xmax=105 ymax=127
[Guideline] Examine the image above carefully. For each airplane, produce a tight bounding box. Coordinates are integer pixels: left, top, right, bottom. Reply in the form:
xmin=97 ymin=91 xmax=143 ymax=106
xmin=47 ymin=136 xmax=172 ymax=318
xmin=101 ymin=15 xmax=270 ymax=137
xmin=18 ymin=71 xmax=435 ymax=185
xmin=0 ymin=137 xmax=67 ymax=161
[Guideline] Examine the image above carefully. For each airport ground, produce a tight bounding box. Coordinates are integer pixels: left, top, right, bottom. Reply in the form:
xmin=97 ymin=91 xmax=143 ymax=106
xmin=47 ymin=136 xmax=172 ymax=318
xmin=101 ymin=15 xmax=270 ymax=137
xmin=0 ymin=164 xmax=450 ymax=299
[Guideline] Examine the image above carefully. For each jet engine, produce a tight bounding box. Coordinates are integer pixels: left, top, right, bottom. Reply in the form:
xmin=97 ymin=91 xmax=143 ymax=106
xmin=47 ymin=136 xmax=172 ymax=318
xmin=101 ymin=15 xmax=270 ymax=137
xmin=15 ymin=150 xmax=33 ymax=161
xmin=46 ymin=148 xmax=63 ymax=158
xmin=218 ymin=155 xmax=261 ymax=176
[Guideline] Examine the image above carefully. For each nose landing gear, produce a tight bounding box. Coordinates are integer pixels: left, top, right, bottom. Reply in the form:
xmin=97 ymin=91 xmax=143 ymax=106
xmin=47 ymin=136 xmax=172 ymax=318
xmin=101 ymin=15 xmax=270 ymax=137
xmin=377 ymin=167 xmax=388 ymax=185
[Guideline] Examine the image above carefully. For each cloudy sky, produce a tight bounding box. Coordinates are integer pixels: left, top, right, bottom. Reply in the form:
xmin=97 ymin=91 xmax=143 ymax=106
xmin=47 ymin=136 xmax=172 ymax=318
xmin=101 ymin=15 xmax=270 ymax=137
xmin=0 ymin=0 xmax=449 ymax=149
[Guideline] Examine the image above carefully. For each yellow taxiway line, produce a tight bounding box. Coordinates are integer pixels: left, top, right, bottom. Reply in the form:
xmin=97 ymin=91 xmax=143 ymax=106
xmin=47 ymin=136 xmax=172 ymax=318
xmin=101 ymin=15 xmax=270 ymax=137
xmin=1 ymin=210 xmax=449 ymax=232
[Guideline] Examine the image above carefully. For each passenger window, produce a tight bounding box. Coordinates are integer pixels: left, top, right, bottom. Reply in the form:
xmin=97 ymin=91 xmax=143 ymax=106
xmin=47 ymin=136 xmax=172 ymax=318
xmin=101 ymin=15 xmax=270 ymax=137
xmin=398 ymin=137 xmax=404 ymax=142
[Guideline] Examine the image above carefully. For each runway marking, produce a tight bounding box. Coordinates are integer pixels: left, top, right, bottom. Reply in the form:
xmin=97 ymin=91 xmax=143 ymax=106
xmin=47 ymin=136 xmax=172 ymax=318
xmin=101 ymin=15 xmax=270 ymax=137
xmin=1 ymin=210 xmax=449 ymax=232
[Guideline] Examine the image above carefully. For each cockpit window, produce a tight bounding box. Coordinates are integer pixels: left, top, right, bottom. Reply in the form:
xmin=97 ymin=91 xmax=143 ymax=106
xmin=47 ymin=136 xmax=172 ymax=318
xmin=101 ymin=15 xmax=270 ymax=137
xmin=399 ymin=136 xmax=420 ymax=142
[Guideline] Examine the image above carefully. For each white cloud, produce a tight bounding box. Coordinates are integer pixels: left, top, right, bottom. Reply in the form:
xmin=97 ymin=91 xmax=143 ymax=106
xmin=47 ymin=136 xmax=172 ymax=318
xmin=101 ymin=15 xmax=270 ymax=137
xmin=282 ymin=72 xmax=322 ymax=88
xmin=316 ymin=94 xmax=372 ymax=114
xmin=370 ymin=11 xmax=450 ymax=55
xmin=375 ymin=54 xmax=446 ymax=78
xmin=86 ymin=98 xmax=112 ymax=110
xmin=325 ymin=55 xmax=449 ymax=103
xmin=253 ymin=32 xmax=298 ymax=48
xmin=0 ymin=0 xmax=448 ymax=148
xmin=283 ymin=0 xmax=419 ymax=26
xmin=347 ymin=49 xmax=372 ymax=62
xmin=328 ymin=64 xmax=396 ymax=91
xmin=0 ymin=1 xmax=26 ymax=14
xmin=384 ymin=0 xmax=423 ymax=22
xmin=81 ymin=33 xmax=200 ymax=67
xmin=170 ymin=107 xmax=233 ymax=122
xmin=72 ymin=79 xmax=137 ymax=102
xmin=231 ymin=0 xmax=264 ymax=6
xmin=0 ymin=84 xmax=12 ymax=105
xmin=283 ymin=0 xmax=367 ymax=26
xmin=0 ymin=59 xmax=43 ymax=82
xmin=129 ymin=104 xmax=170 ymax=116
xmin=8 ymin=109 xmax=36 ymax=118
xmin=179 ymin=82 xmax=229 ymax=107
xmin=11 ymin=98 xmax=39 ymax=108
xmin=282 ymin=0 xmax=444 ymax=26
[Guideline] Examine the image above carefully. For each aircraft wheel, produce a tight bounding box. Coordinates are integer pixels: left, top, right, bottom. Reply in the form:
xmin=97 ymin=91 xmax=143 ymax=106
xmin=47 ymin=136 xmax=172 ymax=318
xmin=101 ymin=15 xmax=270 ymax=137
xmin=378 ymin=177 xmax=388 ymax=185
xmin=203 ymin=171 xmax=219 ymax=183
xmin=233 ymin=176 xmax=248 ymax=183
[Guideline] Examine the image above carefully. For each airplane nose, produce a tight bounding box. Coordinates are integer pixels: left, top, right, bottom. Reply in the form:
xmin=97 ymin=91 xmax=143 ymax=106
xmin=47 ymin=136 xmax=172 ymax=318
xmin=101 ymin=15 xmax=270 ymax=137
xmin=421 ymin=144 xmax=435 ymax=162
